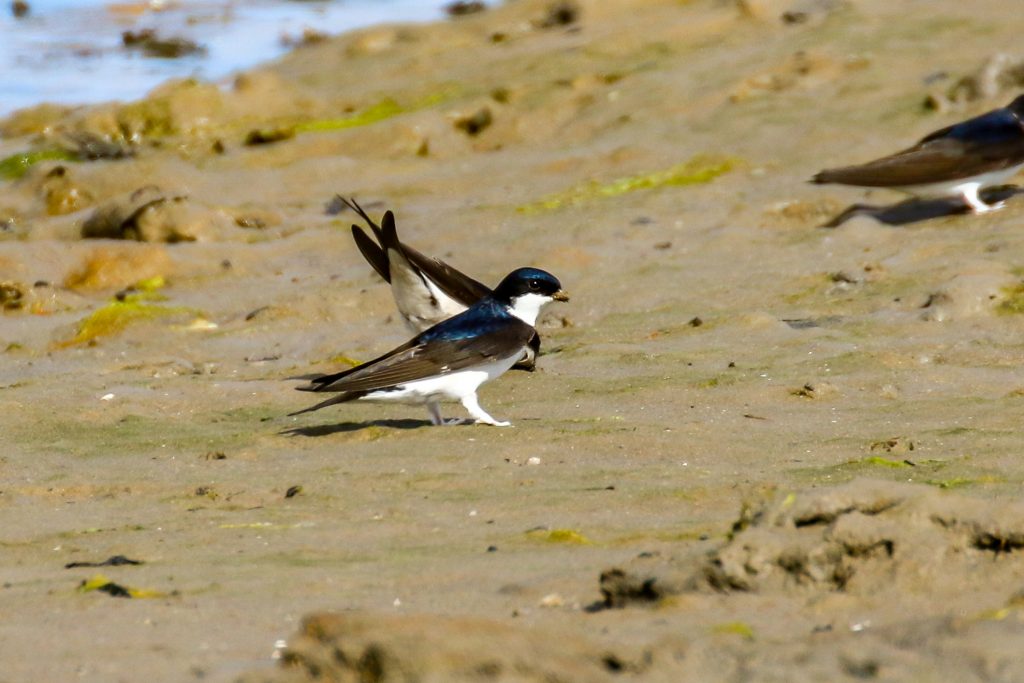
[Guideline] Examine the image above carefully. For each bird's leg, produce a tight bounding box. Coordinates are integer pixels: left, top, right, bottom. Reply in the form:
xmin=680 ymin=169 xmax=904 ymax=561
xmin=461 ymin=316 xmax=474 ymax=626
xmin=426 ymin=400 xmax=444 ymax=426
xmin=461 ymin=393 xmax=511 ymax=427
xmin=962 ymin=185 xmax=1005 ymax=213
xmin=426 ymin=400 xmax=463 ymax=426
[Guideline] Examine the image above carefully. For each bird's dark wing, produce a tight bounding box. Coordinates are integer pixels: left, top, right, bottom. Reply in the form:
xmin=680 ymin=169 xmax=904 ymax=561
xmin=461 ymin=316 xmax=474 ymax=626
xmin=344 ymin=196 xmax=392 ymax=282
xmin=401 ymin=248 xmax=493 ymax=305
xmin=376 ymin=210 xmax=452 ymax=315
xmin=814 ymin=109 xmax=1024 ymax=187
xmin=339 ymin=196 xmax=384 ymax=240
xmin=345 ymin=196 xmax=492 ymax=305
xmin=378 ymin=211 xmax=488 ymax=319
xmin=812 ymin=138 xmax=1019 ymax=187
xmin=351 ymin=225 xmax=390 ymax=282
xmin=298 ymin=317 xmax=534 ymax=394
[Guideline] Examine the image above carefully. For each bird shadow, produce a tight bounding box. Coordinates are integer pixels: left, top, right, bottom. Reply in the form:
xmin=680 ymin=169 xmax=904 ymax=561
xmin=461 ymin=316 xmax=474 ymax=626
xmin=280 ymin=418 xmax=434 ymax=437
xmin=820 ymin=185 xmax=1023 ymax=228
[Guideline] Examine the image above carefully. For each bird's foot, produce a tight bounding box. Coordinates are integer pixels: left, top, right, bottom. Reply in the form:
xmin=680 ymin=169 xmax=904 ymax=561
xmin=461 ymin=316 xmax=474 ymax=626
xmin=978 ymin=200 xmax=1007 ymax=213
xmin=475 ymin=418 xmax=512 ymax=427
xmin=460 ymin=394 xmax=510 ymax=427
xmin=963 ymin=190 xmax=1006 ymax=214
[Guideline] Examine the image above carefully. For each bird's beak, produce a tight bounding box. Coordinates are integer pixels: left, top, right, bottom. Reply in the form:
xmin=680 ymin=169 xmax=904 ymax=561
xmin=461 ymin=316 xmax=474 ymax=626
xmin=552 ymin=289 xmax=570 ymax=302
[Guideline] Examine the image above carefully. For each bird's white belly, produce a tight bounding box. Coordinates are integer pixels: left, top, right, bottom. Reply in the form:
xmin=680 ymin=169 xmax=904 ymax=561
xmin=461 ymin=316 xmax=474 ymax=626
xmin=903 ymin=163 xmax=1024 ymax=198
xmin=362 ymin=354 xmax=520 ymax=404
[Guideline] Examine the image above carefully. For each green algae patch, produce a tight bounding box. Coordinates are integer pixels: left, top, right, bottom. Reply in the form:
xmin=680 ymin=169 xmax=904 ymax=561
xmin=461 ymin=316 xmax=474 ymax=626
xmin=527 ymin=528 xmax=592 ymax=545
xmin=997 ymin=283 xmax=1024 ymax=315
xmin=924 ymin=475 xmax=1003 ymax=490
xmin=296 ymin=99 xmax=405 ymax=133
xmin=296 ymin=88 xmax=457 ymax=134
xmin=791 ymin=452 xmax=1015 ymax=491
xmin=60 ymin=299 xmax=192 ymax=347
xmin=218 ymin=522 xmax=306 ymax=530
xmin=78 ymin=574 xmax=166 ymax=599
xmin=57 ymin=285 xmax=200 ymax=348
xmin=713 ymin=622 xmax=756 ymax=640
xmin=0 ymin=148 xmax=77 ymax=180
xmin=518 ymin=155 xmax=738 ymax=213
xmin=862 ymin=456 xmax=912 ymax=469
xmin=694 ymin=373 xmax=740 ymax=389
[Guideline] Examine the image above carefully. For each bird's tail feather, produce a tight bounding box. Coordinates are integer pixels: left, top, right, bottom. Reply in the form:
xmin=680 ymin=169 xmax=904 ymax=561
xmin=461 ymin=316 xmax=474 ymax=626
xmin=287 ymin=372 xmax=329 ymax=382
xmin=288 ymin=391 xmax=362 ymax=416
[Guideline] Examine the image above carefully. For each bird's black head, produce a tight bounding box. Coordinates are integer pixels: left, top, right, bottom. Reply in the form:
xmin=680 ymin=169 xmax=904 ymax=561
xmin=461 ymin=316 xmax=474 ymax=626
xmin=490 ymin=268 xmax=569 ymax=324
xmin=492 ymin=267 xmax=566 ymax=302
xmin=1008 ymin=93 xmax=1024 ymax=119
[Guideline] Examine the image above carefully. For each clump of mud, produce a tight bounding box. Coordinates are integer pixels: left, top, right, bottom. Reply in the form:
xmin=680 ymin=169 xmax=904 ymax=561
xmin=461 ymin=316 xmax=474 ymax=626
xmin=601 ymin=479 xmax=1024 ymax=603
xmin=81 ymin=186 xmax=232 ymax=242
xmin=240 ymin=611 xmax=627 ymax=683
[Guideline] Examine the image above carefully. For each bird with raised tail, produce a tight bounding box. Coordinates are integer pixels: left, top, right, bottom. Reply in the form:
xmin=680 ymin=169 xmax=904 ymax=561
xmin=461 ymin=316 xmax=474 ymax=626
xmin=812 ymin=94 xmax=1024 ymax=213
xmin=342 ymin=196 xmax=542 ymax=371
xmin=290 ymin=268 xmax=568 ymax=427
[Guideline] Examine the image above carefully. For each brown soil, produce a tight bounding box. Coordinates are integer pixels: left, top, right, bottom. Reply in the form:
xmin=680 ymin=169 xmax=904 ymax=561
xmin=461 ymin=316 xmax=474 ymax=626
xmin=4 ymin=1 xmax=1024 ymax=681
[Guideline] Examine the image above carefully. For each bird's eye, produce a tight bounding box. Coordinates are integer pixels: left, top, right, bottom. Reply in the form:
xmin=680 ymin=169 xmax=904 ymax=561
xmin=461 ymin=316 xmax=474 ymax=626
xmin=528 ymin=280 xmax=540 ymax=291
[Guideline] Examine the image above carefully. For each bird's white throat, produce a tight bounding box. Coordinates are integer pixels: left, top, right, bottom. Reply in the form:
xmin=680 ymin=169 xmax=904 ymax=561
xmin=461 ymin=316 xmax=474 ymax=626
xmin=507 ymin=292 xmax=552 ymax=326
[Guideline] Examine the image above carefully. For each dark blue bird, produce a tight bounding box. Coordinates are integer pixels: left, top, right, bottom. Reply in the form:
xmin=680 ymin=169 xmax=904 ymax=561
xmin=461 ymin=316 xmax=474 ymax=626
xmin=343 ymin=197 xmax=541 ymax=370
xmin=290 ymin=268 xmax=568 ymax=426
xmin=812 ymin=94 xmax=1024 ymax=213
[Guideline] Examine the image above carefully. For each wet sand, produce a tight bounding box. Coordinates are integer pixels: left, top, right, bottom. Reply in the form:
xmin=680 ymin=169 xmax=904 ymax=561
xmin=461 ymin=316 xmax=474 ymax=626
xmin=4 ymin=0 xmax=1024 ymax=681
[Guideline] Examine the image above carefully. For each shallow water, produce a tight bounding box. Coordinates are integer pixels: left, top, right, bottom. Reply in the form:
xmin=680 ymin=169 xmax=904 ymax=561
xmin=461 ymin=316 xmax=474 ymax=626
xmin=0 ymin=0 xmax=470 ymax=115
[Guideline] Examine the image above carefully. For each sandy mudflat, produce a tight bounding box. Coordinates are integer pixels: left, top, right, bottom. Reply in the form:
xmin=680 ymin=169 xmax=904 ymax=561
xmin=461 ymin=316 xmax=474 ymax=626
xmin=5 ymin=0 xmax=1024 ymax=681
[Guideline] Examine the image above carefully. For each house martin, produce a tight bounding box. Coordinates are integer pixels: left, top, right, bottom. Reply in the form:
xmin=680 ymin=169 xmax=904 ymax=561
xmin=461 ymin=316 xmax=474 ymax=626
xmin=343 ymin=196 xmax=542 ymax=370
xmin=812 ymin=94 xmax=1024 ymax=213
xmin=290 ymin=267 xmax=568 ymax=427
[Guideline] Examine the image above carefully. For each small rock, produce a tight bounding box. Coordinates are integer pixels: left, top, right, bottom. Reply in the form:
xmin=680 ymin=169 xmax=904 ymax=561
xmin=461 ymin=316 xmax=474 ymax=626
xmin=539 ymin=593 xmax=565 ymax=608
xmin=41 ymin=166 xmax=93 ymax=216
xmin=244 ymin=127 xmax=295 ymax=146
xmin=454 ymin=107 xmax=492 ymax=136
xmin=122 ymin=29 xmax=205 ymax=59
xmin=870 ymin=437 xmax=915 ymax=456
xmin=60 ymin=131 xmax=134 ymax=160
xmin=280 ymin=27 xmax=328 ymax=49
xmin=445 ymin=1 xmax=485 ymax=17
xmin=536 ymin=1 xmax=579 ymax=28
xmin=0 ymin=281 xmax=26 ymax=311
xmin=790 ymin=382 xmax=838 ymax=399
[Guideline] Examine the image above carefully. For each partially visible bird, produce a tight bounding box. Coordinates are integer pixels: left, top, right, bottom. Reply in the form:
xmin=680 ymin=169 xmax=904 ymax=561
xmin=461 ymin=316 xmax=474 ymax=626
xmin=342 ymin=196 xmax=541 ymax=370
xmin=290 ymin=267 xmax=569 ymax=427
xmin=812 ymin=94 xmax=1024 ymax=213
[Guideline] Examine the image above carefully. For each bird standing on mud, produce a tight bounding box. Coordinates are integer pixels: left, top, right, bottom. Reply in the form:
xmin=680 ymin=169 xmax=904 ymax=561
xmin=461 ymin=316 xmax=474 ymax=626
xmin=290 ymin=268 xmax=568 ymax=426
xmin=812 ymin=94 xmax=1024 ymax=213
xmin=342 ymin=196 xmax=541 ymax=370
